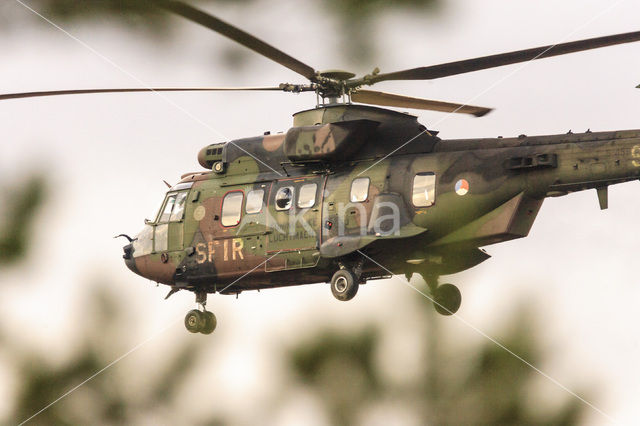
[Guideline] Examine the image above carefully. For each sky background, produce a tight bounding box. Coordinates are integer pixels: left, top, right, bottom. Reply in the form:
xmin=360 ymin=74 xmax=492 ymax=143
xmin=1 ymin=0 xmax=640 ymax=424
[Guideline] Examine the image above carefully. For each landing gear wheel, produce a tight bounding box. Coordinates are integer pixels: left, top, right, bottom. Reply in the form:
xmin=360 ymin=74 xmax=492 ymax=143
xmin=433 ymin=283 xmax=462 ymax=316
xmin=331 ymin=269 xmax=359 ymax=301
xmin=201 ymin=311 xmax=217 ymax=335
xmin=185 ymin=309 xmax=205 ymax=333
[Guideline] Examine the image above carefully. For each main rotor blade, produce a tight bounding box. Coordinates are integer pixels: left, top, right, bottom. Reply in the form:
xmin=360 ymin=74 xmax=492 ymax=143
xmin=0 ymin=87 xmax=289 ymax=101
xmin=157 ymin=0 xmax=317 ymax=81
xmin=367 ymin=30 xmax=640 ymax=84
xmin=351 ymin=90 xmax=493 ymax=117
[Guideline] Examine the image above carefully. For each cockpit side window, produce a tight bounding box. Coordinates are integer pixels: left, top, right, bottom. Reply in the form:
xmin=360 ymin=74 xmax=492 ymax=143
xmin=170 ymin=192 xmax=188 ymax=222
xmin=159 ymin=194 xmax=177 ymax=223
xmin=156 ymin=190 xmax=190 ymax=223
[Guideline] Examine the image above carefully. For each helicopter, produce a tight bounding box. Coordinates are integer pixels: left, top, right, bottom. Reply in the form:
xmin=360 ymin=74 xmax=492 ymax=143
xmin=3 ymin=1 xmax=640 ymax=334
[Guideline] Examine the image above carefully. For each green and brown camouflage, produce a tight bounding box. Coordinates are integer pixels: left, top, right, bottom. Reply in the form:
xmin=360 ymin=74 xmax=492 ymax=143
xmin=123 ymin=104 xmax=640 ymax=301
xmin=114 ymin=2 xmax=640 ymax=328
xmin=2 ymin=0 xmax=638 ymax=329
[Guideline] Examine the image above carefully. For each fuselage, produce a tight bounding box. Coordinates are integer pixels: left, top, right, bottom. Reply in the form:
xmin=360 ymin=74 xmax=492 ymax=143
xmin=123 ymin=105 xmax=640 ymax=295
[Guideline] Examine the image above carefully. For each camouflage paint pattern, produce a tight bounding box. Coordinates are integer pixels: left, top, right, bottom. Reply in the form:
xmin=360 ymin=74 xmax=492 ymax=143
xmin=123 ymin=104 xmax=640 ymax=296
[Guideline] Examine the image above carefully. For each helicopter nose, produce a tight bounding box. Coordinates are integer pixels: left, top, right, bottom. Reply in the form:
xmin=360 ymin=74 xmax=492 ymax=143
xmin=122 ymin=243 xmax=138 ymax=274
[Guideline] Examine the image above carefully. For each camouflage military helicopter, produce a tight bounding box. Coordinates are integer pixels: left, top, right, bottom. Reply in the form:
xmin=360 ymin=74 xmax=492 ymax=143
xmin=4 ymin=1 xmax=640 ymax=334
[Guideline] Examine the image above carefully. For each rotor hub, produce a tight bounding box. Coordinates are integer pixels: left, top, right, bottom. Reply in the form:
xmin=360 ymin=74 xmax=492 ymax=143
xmin=318 ymin=69 xmax=356 ymax=81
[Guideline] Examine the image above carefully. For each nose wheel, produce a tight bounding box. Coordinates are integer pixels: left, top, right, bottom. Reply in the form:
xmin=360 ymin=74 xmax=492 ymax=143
xmin=184 ymin=309 xmax=217 ymax=334
xmin=185 ymin=291 xmax=217 ymax=334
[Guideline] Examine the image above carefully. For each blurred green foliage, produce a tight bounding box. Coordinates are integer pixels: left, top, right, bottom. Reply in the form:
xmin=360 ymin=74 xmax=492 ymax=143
xmin=3 ymin=0 xmax=443 ymax=64
xmin=290 ymin=327 xmax=381 ymax=424
xmin=0 ymin=176 xmax=46 ymax=265
xmin=7 ymin=286 xmax=217 ymax=425
xmin=322 ymin=0 xmax=442 ymax=62
xmin=4 ymin=286 xmax=589 ymax=425
xmin=286 ymin=305 xmax=587 ymax=425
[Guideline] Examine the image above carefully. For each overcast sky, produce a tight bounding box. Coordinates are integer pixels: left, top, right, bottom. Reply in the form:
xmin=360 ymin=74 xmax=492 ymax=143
xmin=1 ymin=0 xmax=640 ymax=424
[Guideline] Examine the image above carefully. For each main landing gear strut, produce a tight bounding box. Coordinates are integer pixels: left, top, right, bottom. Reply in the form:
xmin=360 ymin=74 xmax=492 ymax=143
xmin=184 ymin=291 xmax=217 ymax=334
xmin=329 ymin=263 xmax=462 ymax=316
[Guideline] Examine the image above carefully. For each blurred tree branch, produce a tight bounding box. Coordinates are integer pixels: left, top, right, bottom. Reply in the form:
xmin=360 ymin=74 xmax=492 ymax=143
xmin=2 ymin=0 xmax=443 ymax=64
xmin=284 ymin=303 xmax=589 ymax=425
xmin=0 ymin=176 xmax=46 ymax=266
xmin=6 ymin=285 xmax=218 ymax=425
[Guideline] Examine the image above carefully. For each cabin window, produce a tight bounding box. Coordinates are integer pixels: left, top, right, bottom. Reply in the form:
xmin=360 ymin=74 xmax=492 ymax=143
xmin=221 ymin=191 xmax=244 ymax=226
xmin=298 ymin=183 xmax=317 ymax=208
xmin=350 ymin=177 xmax=370 ymax=202
xmin=412 ymin=173 xmax=436 ymax=207
xmin=169 ymin=191 xmax=188 ymax=222
xmin=275 ymin=186 xmax=294 ymax=211
xmin=246 ymin=189 xmax=265 ymax=214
